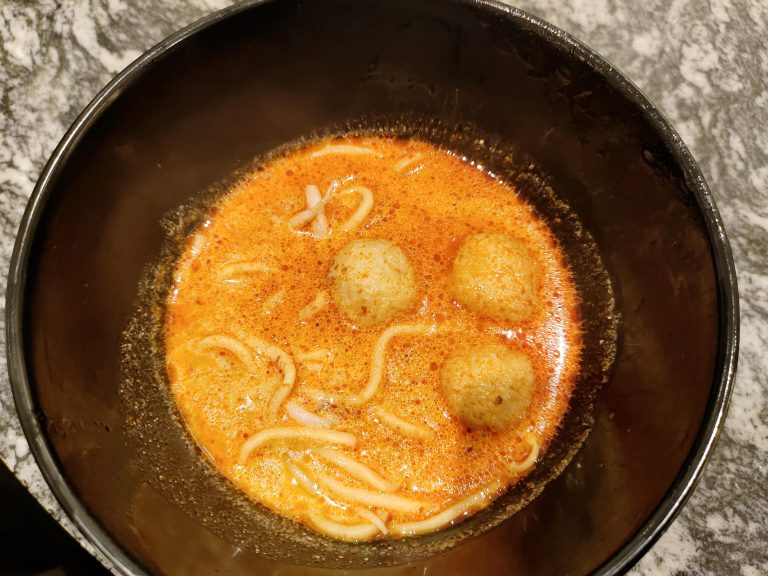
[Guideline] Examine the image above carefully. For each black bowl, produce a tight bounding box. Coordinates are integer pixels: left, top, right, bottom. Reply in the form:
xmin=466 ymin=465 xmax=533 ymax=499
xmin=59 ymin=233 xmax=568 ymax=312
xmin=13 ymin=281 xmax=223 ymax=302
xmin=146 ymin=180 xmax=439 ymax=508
xmin=6 ymin=1 xmax=738 ymax=574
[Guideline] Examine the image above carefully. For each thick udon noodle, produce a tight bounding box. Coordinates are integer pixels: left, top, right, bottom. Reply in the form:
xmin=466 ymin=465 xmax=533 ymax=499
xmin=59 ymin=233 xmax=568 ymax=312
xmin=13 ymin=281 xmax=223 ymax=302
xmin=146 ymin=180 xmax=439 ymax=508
xmin=165 ymin=136 xmax=582 ymax=541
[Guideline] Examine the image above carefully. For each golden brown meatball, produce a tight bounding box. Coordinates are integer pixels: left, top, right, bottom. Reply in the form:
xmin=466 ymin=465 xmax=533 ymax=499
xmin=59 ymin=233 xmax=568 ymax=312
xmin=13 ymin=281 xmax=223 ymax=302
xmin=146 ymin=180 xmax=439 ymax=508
xmin=440 ymin=343 xmax=534 ymax=430
xmin=328 ymin=239 xmax=417 ymax=327
xmin=450 ymin=232 xmax=540 ymax=322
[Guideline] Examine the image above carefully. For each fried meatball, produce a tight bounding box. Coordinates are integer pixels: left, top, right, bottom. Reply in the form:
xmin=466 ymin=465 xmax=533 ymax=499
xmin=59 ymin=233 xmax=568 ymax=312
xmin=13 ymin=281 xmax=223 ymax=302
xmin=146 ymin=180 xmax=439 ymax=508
xmin=328 ymin=239 xmax=417 ymax=327
xmin=440 ymin=343 xmax=534 ymax=430
xmin=450 ymin=232 xmax=540 ymax=322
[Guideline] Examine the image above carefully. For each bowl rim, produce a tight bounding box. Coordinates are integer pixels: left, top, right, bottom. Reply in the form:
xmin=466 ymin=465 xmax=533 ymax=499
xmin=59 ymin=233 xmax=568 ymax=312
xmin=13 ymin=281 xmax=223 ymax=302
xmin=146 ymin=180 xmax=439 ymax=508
xmin=5 ymin=0 xmax=739 ymax=574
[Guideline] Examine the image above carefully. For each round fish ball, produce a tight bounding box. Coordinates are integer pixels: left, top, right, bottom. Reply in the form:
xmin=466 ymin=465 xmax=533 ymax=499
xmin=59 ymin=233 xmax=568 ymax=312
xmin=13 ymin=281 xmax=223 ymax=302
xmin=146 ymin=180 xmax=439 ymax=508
xmin=328 ymin=239 xmax=417 ymax=327
xmin=440 ymin=343 xmax=534 ymax=430
xmin=450 ymin=233 xmax=540 ymax=322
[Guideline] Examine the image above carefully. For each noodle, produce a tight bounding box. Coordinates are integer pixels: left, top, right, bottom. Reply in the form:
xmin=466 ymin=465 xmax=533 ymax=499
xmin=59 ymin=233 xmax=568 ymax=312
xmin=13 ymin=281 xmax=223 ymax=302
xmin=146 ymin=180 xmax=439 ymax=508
xmin=261 ymin=289 xmax=285 ymax=315
xmin=287 ymin=458 xmax=349 ymax=510
xmin=299 ymin=290 xmax=330 ymax=320
xmin=345 ymin=323 xmax=436 ymax=405
xmin=305 ymin=184 xmax=329 ymax=238
xmin=244 ymin=336 xmax=296 ymax=413
xmin=374 ymin=407 xmax=433 ymax=440
xmin=286 ymin=459 xmax=321 ymax=497
xmin=394 ymin=153 xmax=423 ymax=172
xmin=301 ymin=363 xmax=324 ymax=372
xmin=292 ymin=183 xmax=373 ymax=237
xmin=507 ymin=434 xmax=540 ymax=475
xmin=286 ymin=400 xmax=332 ymax=427
xmin=288 ymin=181 xmax=337 ymax=230
xmin=295 ymin=349 xmax=332 ymax=362
xmin=313 ymin=469 xmax=429 ymax=513
xmin=239 ymin=427 xmax=356 ymax=463
xmin=309 ymin=144 xmax=380 ymax=158
xmin=267 ymin=385 xmax=292 ymax=415
xmin=316 ymin=447 xmax=397 ymax=492
xmin=188 ymin=233 xmax=206 ymax=257
xmin=389 ymin=482 xmax=502 ymax=536
xmin=194 ymin=335 xmax=256 ymax=374
xmin=355 ymin=507 xmax=389 ymax=534
xmin=306 ymin=511 xmax=379 ymax=541
xmin=338 ymin=186 xmax=374 ymax=233
xmin=219 ymin=261 xmax=272 ymax=282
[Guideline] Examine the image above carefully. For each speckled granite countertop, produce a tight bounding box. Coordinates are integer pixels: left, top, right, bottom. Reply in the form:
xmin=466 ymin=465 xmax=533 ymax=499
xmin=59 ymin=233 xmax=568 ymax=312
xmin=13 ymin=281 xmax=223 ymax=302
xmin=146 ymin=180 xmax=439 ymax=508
xmin=1 ymin=1 xmax=766 ymax=574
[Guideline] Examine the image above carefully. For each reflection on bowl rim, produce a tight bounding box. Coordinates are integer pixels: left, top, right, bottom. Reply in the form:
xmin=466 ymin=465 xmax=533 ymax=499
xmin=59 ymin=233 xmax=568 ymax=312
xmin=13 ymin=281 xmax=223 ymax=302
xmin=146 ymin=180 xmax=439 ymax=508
xmin=5 ymin=1 xmax=738 ymax=575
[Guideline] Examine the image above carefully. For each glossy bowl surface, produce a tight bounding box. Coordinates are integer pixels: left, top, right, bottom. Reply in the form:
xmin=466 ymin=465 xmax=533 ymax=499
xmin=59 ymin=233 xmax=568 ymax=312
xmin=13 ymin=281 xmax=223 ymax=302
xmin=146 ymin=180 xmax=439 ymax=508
xmin=6 ymin=1 xmax=738 ymax=575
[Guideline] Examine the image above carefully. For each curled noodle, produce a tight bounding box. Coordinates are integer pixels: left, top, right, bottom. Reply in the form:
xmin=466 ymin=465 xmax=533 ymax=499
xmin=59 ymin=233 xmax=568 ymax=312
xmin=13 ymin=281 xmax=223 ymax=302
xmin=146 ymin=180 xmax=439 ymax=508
xmin=345 ymin=323 xmax=436 ymax=405
xmin=239 ymin=427 xmax=356 ymax=463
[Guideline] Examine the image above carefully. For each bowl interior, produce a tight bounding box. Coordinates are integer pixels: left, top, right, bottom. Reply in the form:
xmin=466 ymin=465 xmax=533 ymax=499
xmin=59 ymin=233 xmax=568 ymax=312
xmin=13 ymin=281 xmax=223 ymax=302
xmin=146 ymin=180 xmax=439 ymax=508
xmin=15 ymin=0 xmax=724 ymax=574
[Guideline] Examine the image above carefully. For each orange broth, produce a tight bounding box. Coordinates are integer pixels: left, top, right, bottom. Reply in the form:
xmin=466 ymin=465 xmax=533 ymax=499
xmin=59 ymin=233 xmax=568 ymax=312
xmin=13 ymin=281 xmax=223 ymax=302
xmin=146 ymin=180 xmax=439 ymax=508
xmin=164 ymin=135 xmax=581 ymax=539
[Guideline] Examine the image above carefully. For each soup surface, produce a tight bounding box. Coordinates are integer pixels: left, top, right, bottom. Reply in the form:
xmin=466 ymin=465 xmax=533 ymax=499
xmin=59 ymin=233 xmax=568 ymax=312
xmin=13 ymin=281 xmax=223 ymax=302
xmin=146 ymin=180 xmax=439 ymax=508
xmin=165 ymin=135 xmax=582 ymax=540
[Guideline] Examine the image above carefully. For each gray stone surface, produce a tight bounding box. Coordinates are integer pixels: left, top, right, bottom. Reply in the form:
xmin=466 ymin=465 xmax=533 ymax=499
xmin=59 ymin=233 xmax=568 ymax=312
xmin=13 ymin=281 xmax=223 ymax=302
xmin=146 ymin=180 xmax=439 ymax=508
xmin=1 ymin=0 xmax=765 ymax=574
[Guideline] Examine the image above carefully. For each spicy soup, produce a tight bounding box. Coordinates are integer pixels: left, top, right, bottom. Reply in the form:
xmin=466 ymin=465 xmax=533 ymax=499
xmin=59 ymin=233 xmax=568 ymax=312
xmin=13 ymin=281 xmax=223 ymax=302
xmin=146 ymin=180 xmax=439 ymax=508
xmin=164 ymin=136 xmax=581 ymax=541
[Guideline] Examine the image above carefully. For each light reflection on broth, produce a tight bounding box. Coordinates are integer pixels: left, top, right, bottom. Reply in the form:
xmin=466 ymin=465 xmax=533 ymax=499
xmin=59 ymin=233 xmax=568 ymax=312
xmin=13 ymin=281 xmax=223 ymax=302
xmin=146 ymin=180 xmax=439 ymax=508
xmin=164 ymin=136 xmax=582 ymax=541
